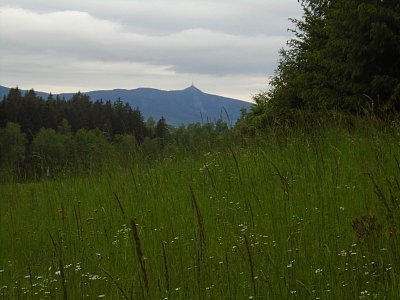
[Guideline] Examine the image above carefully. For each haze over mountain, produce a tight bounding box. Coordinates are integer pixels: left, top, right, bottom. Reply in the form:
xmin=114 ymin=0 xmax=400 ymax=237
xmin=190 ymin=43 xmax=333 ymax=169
xmin=0 ymin=85 xmax=253 ymax=126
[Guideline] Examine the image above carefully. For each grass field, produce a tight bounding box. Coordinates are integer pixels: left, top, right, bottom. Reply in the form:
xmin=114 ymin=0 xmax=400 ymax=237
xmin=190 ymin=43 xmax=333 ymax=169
xmin=1 ymin=121 xmax=399 ymax=299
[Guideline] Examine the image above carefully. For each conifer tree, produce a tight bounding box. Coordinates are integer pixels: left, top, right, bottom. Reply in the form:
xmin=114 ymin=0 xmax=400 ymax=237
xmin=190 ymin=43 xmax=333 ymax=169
xmin=246 ymin=0 xmax=400 ymax=128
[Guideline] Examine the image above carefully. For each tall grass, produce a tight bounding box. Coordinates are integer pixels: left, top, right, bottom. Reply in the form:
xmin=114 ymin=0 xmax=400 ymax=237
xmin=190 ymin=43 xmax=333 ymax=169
xmin=1 ymin=120 xmax=399 ymax=299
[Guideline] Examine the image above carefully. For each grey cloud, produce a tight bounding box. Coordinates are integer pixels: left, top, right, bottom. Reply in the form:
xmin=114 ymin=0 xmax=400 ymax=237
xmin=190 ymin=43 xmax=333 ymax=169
xmin=0 ymin=1 xmax=302 ymax=100
xmin=1 ymin=7 xmax=288 ymax=76
xmin=0 ymin=0 xmax=301 ymax=36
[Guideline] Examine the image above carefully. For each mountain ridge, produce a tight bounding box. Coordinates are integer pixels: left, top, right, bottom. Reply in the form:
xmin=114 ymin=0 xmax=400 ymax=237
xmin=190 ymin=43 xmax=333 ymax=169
xmin=0 ymin=85 xmax=253 ymax=126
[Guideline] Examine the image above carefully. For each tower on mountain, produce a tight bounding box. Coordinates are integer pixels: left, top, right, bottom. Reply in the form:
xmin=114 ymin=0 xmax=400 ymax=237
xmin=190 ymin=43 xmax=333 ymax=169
xmin=184 ymin=83 xmax=202 ymax=93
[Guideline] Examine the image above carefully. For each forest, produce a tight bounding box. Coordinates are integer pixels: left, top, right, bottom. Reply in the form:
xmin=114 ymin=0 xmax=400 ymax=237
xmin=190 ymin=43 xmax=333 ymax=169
xmin=1 ymin=0 xmax=399 ymax=299
xmin=0 ymin=87 xmax=232 ymax=181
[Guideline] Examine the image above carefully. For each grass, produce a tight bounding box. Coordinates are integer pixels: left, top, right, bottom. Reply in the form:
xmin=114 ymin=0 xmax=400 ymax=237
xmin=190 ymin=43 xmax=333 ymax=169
xmin=1 ymin=120 xmax=399 ymax=299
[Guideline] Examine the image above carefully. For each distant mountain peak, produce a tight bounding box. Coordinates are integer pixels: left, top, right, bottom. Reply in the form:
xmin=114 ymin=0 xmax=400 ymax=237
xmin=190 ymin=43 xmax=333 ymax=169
xmin=184 ymin=84 xmax=202 ymax=93
xmin=0 ymin=84 xmax=253 ymax=126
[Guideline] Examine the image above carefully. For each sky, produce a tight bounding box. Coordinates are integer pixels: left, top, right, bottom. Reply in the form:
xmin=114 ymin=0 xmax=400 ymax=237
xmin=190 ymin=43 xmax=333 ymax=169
xmin=0 ymin=0 xmax=302 ymax=102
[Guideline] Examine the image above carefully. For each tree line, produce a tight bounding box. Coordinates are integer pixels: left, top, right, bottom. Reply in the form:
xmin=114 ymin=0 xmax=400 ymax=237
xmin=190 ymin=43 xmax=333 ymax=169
xmin=0 ymin=88 xmax=231 ymax=182
xmin=0 ymin=87 xmax=150 ymax=143
xmin=239 ymin=0 xmax=400 ymax=131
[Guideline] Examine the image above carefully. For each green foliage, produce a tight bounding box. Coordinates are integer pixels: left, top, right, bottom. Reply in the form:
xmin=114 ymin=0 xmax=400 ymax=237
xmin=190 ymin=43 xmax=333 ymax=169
xmin=29 ymin=126 xmax=121 ymax=177
xmin=0 ymin=117 xmax=234 ymax=179
xmin=323 ymin=0 xmax=400 ymax=112
xmin=0 ymin=122 xmax=27 ymax=176
xmin=113 ymin=134 xmax=138 ymax=164
xmin=244 ymin=0 xmax=400 ymax=131
xmin=32 ymin=128 xmax=67 ymax=176
xmin=140 ymin=136 xmax=163 ymax=157
xmin=73 ymin=128 xmax=112 ymax=172
xmin=170 ymin=122 xmax=223 ymax=153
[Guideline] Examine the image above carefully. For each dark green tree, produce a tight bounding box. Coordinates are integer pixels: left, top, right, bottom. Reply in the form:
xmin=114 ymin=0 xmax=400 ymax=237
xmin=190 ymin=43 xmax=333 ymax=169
xmin=323 ymin=0 xmax=400 ymax=112
xmin=68 ymin=92 xmax=92 ymax=132
xmin=130 ymin=108 xmax=146 ymax=144
xmin=246 ymin=0 xmax=400 ymax=129
xmin=155 ymin=117 xmax=168 ymax=139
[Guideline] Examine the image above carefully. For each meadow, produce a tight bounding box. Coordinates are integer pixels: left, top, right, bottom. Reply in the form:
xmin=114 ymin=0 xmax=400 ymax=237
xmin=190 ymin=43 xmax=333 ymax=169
xmin=1 ymin=119 xmax=399 ymax=299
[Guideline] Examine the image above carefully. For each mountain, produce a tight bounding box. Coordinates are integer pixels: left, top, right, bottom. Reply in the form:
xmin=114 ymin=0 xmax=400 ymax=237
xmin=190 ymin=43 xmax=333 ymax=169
xmin=0 ymin=85 xmax=253 ymax=126
xmin=0 ymin=85 xmax=9 ymax=97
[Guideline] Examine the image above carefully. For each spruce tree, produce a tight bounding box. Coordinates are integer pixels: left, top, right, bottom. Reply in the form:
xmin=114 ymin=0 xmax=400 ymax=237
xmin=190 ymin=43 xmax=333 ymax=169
xmin=248 ymin=0 xmax=400 ymax=128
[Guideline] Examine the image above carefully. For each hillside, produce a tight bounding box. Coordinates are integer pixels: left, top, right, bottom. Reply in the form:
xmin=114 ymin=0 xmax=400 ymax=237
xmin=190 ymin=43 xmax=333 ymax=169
xmin=0 ymin=85 xmax=253 ymax=126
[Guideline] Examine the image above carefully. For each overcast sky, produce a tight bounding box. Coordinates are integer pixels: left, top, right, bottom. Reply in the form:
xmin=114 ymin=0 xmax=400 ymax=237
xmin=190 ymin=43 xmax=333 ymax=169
xmin=0 ymin=0 xmax=302 ymax=102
